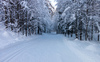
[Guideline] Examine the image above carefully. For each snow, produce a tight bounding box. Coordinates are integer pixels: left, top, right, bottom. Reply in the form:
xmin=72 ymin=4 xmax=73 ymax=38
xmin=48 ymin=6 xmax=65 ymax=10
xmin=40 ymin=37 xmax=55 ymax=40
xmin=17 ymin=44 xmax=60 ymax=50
xmin=49 ymin=0 xmax=57 ymax=9
xmin=64 ymin=38 xmax=100 ymax=62
xmin=1 ymin=1 xmax=8 ymax=6
xmin=69 ymin=26 xmax=72 ymax=30
xmin=61 ymin=7 xmax=70 ymax=18
xmin=70 ymin=14 xmax=76 ymax=22
xmin=0 ymin=32 xmax=100 ymax=62
xmin=96 ymin=22 xmax=100 ymax=31
xmin=0 ymin=23 xmax=37 ymax=49
xmin=20 ymin=1 xmax=29 ymax=9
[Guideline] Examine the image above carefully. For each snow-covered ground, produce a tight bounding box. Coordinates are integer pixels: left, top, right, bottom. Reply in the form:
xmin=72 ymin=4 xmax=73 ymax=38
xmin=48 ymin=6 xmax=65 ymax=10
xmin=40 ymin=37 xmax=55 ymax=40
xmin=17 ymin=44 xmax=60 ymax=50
xmin=0 ymin=22 xmax=37 ymax=49
xmin=0 ymin=31 xmax=100 ymax=62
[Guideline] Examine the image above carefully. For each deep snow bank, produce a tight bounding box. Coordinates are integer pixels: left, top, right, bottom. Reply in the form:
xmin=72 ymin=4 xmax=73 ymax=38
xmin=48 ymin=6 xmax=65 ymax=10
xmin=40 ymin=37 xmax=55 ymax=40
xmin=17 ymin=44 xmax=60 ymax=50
xmin=0 ymin=22 xmax=37 ymax=49
xmin=64 ymin=38 xmax=100 ymax=62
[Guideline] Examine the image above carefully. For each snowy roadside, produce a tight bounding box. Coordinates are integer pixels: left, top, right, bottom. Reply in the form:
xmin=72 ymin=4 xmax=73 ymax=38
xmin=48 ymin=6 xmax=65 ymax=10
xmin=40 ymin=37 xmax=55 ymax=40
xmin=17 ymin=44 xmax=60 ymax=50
xmin=0 ymin=23 xmax=39 ymax=49
xmin=63 ymin=37 xmax=100 ymax=62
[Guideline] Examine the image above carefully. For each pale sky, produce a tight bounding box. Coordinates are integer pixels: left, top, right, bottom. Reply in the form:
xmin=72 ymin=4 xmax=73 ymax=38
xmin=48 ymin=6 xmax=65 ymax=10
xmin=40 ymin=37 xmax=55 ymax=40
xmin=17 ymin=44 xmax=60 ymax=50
xmin=49 ymin=0 xmax=57 ymax=9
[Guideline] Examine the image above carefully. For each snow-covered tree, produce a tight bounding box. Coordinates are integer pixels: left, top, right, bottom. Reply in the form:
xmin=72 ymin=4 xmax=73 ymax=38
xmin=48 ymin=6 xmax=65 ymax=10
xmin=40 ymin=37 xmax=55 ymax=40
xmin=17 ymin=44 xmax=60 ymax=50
xmin=54 ymin=0 xmax=100 ymax=41
xmin=0 ymin=0 xmax=52 ymax=36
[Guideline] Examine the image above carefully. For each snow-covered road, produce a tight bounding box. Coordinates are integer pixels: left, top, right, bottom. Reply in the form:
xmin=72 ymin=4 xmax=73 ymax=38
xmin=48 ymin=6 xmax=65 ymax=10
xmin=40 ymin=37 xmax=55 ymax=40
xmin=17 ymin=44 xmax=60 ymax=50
xmin=0 ymin=33 xmax=100 ymax=62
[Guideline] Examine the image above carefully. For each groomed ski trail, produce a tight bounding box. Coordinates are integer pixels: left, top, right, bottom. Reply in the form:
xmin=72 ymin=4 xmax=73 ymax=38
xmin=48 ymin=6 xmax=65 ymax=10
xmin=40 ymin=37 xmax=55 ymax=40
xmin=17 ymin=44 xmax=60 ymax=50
xmin=0 ymin=33 xmax=99 ymax=62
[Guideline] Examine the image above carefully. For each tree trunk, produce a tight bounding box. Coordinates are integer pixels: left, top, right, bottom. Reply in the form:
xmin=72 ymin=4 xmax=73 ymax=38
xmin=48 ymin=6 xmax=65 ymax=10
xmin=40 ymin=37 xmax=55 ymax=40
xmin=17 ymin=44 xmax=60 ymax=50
xmin=4 ymin=6 xmax=8 ymax=28
xmin=68 ymin=30 xmax=69 ymax=37
xmin=75 ymin=14 xmax=78 ymax=39
xmin=80 ymin=21 xmax=82 ymax=40
xmin=98 ymin=34 xmax=99 ymax=41
xmin=71 ymin=27 xmax=73 ymax=37
xmin=25 ymin=10 xmax=28 ymax=36
xmin=98 ymin=31 xmax=99 ymax=41
xmin=85 ymin=24 xmax=88 ymax=41
xmin=85 ymin=9 xmax=88 ymax=41
xmin=91 ymin=20 xmax=93 ymax=41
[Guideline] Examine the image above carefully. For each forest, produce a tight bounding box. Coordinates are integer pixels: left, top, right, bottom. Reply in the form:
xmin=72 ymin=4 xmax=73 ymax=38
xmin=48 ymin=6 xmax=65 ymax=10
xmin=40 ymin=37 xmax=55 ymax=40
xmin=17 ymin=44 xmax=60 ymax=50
xmin=0 ymin=0 xmax=100 ymax=62
xmin=0 ymin=0 xmax=100 ymax=41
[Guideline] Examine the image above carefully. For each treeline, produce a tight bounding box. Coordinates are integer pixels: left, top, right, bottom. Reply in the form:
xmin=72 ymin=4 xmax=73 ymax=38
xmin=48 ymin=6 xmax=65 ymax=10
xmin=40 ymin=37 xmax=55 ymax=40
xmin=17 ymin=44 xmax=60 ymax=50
xmin=54 ymin=0 xmax=100 ymax=41
xmin=0 ymin=0 xmax=52 ymax=36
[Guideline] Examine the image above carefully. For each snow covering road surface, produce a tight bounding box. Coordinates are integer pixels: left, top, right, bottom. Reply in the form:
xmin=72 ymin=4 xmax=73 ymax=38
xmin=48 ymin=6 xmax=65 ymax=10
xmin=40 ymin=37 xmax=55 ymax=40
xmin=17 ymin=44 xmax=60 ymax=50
xmin=0 ymin=33 xmax=100 ymax=62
